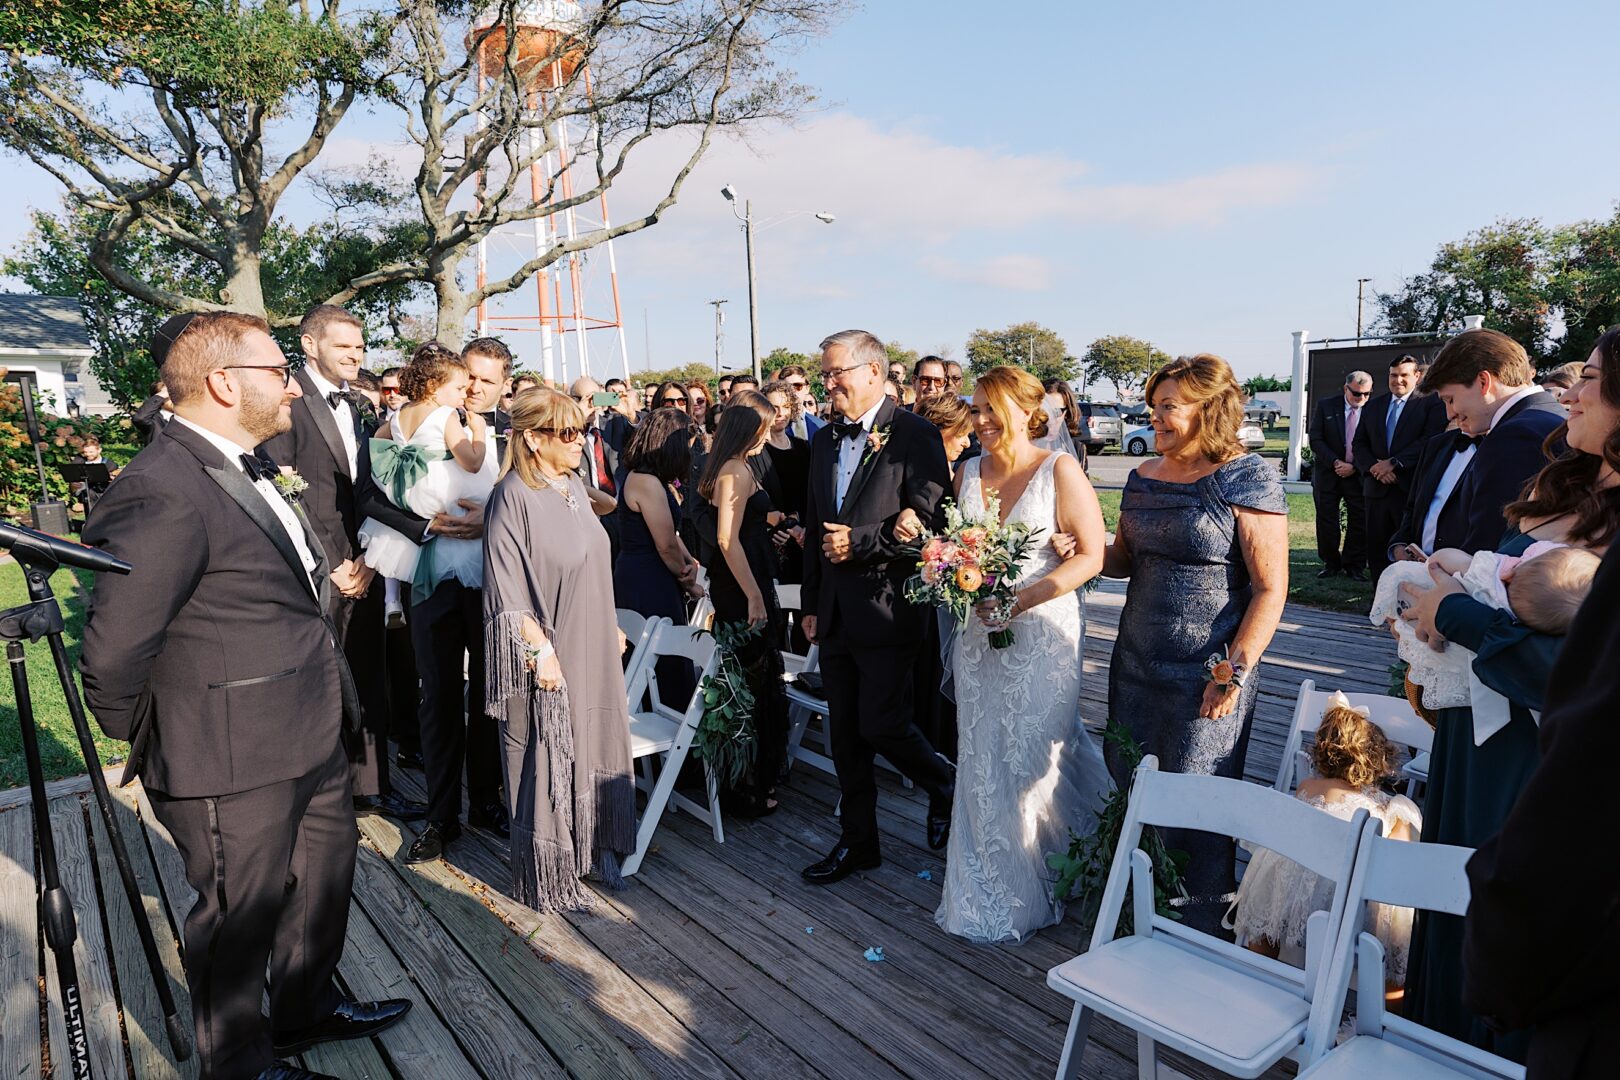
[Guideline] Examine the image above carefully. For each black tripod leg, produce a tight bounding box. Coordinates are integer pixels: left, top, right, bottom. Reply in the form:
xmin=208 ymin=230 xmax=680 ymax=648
xmin=43 ymin=628 xmax=192 ymax=1061
xmin=9 ymin=641 xmax=93 ymax=1080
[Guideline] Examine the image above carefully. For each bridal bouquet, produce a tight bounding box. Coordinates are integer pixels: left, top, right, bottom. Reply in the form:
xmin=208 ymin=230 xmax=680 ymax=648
xmin=902 ymin=493 xmax=1043 ymax=649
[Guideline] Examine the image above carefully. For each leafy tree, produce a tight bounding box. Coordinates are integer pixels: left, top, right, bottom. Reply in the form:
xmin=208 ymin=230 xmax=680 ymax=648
xmin=0 ymin=1 xmax=393 ymax=324
xmin=1546 ymin=210 xmax=1620 ymax=367
xmin=1081 ymin=335 xmax=1170 ymax=398
xmin=965 ymin=321 xmax=1074 ymax=383
xmin=883 ymin=341 xmax=918 ymax=373
xmin=1372 ymin=218 xmax=1554 ymax=358
xmin=4 ymin=200 xmax=428 ymax=406
xmin=760 ymin=347 xmax=817 ymax=380
xmin=632 ymin=362 xmax=724 ymax=390
xmin=1242 ymin=374 xmax=1291 ymax=396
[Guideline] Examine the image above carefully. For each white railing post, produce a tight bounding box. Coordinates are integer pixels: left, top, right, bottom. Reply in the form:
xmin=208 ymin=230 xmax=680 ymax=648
xmin=1287 ymin=330 xmax=1308 ymax=482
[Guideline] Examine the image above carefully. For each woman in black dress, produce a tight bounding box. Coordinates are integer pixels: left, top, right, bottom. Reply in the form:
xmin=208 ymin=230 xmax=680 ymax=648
xmin=614 ymin=407 xmax=705 ymax=703
xmin=696 ymin=390 xmax=789 ymax=815
xmin=761 ymin=380 xmax=812 ymax=584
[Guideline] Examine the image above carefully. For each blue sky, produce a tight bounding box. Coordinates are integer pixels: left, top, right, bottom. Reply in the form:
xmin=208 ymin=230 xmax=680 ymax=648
xmin=5 ymin=1 xmax=1619 ymax=382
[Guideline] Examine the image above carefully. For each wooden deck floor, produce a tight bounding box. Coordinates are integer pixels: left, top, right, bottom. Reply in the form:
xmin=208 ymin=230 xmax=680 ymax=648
xmin=0 ymin=582 xmax=1396 ymax=1079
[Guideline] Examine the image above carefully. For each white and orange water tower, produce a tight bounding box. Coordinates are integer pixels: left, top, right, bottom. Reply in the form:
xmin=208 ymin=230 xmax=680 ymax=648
xmin=468 ymin=0 xmax=630 ymax=383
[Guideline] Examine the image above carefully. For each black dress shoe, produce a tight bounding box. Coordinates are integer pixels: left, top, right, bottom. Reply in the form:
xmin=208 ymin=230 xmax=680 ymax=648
xmin=374 ymin=791 xmax=427 ymax=822
xmin=1316 ymin=567 xmax=1341 ymax=579
xmin=404 ymin=821 xmax=461 ymax=864
xmin=1343 ymin=568 xmax=1368 ymax=582
xmin=272 ymin=998 xmax=412 ymax=1055
xmin=467 ymin=800 xmax=511 ymax=838
xmin=395 ymin=748 xmax=425 ymax=771
xmin=256 ymin=1061 xmax=339 ymax=1080
xmin=801 ymin=842 xmax=881 ymax=885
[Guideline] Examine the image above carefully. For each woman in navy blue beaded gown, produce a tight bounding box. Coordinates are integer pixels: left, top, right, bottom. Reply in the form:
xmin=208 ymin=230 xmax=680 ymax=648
xmin=614 ymin=407 xmax=705 ymax=703
xmin=1103 ymin=354 xmax=1290 ymax=933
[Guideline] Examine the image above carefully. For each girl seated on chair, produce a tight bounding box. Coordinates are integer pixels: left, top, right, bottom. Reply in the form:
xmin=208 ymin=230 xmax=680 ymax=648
xmin=1228 ymin=692 xmax=1421 ymax=1002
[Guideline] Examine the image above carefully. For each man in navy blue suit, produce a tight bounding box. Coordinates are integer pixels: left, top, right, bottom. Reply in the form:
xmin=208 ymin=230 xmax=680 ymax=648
xmin=1353 ymin=354 xmax=1448 ymax=582
xmin=1417 ymin=329 xmax=1566 ymax=555
xmin=1308 ymin=370 xmax=1373 ymax=579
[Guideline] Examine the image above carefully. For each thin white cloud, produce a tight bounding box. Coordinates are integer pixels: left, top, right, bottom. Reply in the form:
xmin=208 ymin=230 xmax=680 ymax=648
xmin=920 ymin=253 xmax=1053 ymax=293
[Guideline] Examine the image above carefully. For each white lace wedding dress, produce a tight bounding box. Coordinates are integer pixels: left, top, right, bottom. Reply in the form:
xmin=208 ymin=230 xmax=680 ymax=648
xmin=936 ymin=452 xmax=1112 ymax=944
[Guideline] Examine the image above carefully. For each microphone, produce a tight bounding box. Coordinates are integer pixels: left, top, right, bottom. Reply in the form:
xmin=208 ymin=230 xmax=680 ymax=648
xmin=0 ymin=522 xmax=133 ymax=576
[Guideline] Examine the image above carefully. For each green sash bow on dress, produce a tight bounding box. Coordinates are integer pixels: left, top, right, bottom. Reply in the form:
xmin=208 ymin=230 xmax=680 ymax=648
xmin=370 ymin=437 xmax=452 ymax=595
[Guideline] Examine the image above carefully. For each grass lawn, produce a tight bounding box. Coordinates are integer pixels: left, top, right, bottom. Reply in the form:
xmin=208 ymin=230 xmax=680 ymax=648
xmin=0 ymin=560 xmax=126 ymax=788
xmin=1093 ymin=487 xmax=1373 ymax=614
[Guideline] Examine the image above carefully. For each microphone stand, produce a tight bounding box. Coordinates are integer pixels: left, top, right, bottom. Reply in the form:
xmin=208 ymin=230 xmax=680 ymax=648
xmin=1 ymin=524 xmax=190 ymax=1077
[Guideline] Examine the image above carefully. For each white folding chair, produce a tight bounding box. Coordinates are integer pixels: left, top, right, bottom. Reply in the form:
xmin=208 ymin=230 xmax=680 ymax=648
xmin=621 ymin=622 xmax=724 ymax=877
xmin=615 ymin=609 xmax=663 ymax=704
xmin=1275 ymin=679 xmax=1435 ymax=795
xmin=1048 ymin=757 xmax=1369 ymax=1080
xmin=1298 ymin=824 xmax=1521 ymax=1079
xmin=775 ymin=582 xmax=835 ymax=776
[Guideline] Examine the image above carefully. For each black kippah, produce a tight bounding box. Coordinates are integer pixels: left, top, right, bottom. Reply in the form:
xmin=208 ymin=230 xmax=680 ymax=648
xmin=150 ymin=313 xmax=200 ymax=368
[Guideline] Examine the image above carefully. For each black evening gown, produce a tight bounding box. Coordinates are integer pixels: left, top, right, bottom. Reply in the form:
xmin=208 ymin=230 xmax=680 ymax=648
xmin=613 ymin=473 xmax=694 ymax=707
xmin=762 ymin=436 xmax=812 ymax=584
xmin=697 ymin=485 xmax=789 ymax=811
xmin=1106 ymin=454 xmax=1287 ymax=933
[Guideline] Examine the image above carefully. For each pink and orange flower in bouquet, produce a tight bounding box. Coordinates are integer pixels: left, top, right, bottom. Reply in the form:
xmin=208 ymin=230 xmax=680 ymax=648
xmin=902 ymin=491 xmax=1042 ymax=649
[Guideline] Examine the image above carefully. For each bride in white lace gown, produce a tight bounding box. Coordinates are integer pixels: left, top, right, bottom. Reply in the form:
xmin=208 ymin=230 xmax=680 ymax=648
xmin=934 ymin=367 xmax=1113 ymax=944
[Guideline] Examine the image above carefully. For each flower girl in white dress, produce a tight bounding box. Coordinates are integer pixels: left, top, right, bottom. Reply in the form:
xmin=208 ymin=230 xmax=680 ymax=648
xmin=1228 ymin=692 xmax=1421 ymax=998
xmin=359 ymin=346 xmax=497 ymax=598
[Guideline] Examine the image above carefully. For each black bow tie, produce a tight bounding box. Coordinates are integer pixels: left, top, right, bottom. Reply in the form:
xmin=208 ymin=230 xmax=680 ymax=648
xmin=833 ymin=420 xmax=865 ymax=441
xmin=1453 ymin=431 xmax=1485 ymax=452
xmin=240 ymin=449 xmax=278 ymax=482
xmin=325 ymin=390 xmax=347 ymax=410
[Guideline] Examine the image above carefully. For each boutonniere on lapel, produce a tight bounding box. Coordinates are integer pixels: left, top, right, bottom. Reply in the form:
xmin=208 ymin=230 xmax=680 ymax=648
xmin=272 ymin=470 xmax=309 ymax=504
xmin=861 ymin=424 xmax=893 ymax=467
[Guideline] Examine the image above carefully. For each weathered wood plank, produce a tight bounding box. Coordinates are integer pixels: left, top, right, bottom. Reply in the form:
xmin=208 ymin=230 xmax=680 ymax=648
xmin=591 ymin=864 xmax=903 ymax=1080
xmin=299 ymin=1027 xmax=394 ymax=1079
xmin=335 ymin=888 xmax=482 ymax=1080
xmin=43 ymin=795 xmax=127 ymax=1080
xmin=636 ymin=828 xmax=998 ymax=1079
xmin=86 ymin=788 xmax=198 ymax=1080
xmin=0 ymin=766 xmax=123 ymax=813
xmin=0 ymin=807 xmax=41 ymax=1080
xmin=347 ymin=826 xmax=569 ymax=1079
xmin=357 ymin=813 xmax=653 ymax=1080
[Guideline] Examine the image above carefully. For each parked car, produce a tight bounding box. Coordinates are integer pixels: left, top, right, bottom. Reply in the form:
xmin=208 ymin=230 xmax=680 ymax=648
xmin=1117 ymin=401 xmax=1150 ymax=422
xmin=1245 ymin=399 xmax=1284 ymax=425
xmin=1123 ymin=423 xmax=1153 ymax=457
xmin=1074 ymin=402 xmax=1121 ymax=454
xmin=1123 ymin=419 xmax=1266 ymax=455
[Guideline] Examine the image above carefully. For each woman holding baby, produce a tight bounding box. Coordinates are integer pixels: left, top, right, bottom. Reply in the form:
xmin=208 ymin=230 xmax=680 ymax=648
xmin=1400 ymin=327 xmax=1620 ymax=1052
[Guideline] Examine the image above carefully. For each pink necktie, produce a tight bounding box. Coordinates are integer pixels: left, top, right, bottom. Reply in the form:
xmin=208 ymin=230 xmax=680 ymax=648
xmin=1345 ymin=406 xmax=1359 ymax=452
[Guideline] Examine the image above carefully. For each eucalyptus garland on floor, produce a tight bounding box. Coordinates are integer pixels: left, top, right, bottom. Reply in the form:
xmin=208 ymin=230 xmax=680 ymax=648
xmin=1047 ymin=719 xmax=1190 ymax=936
xmin=691 ymin=621 xmax=761 ymax=787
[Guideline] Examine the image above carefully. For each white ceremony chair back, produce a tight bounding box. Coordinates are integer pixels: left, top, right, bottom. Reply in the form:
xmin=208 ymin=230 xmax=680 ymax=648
xmin=1297 ymin=824 xmax=1520 ymax=1078
xmin=1275 ymin=679 xmax=1435 ymax=794
xmin=620 ymin=622 xmax=724 ymax=877
xmin=776 ymin=582 xmax=832 ymax=776
xmin=615 ymin=609 xmax=664 ymax=704
xmin=1047 ymin=757 xmax=1369 ymax=1080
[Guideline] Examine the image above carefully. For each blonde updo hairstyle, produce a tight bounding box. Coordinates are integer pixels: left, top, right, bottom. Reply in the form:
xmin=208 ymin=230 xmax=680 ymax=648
xmin=975 ymin=365 xmax=1049 ymax=443
xmin=1309 ymin=702 xmax=1398 ymax=790
xmin=1142 ymin=353 xmax=1245 ymax=463
xmin=504 ymin=386 xmax=585 ymax=487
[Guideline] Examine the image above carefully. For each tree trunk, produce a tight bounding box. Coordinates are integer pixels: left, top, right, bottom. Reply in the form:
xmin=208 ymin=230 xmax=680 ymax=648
xmin=218 ymin=250 xmax=268 ymax=320
xmin=435 ymin=277 xmax=474 ymax=348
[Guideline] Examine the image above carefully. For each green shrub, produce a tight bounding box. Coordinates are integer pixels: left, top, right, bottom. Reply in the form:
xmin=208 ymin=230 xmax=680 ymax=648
xmin=0 ymin=383 xmax=140 ymax=520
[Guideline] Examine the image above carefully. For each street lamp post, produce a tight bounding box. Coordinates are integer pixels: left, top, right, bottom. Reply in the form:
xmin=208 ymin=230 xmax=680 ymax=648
xmin=720 ymin=184 xmax=835 ymax=381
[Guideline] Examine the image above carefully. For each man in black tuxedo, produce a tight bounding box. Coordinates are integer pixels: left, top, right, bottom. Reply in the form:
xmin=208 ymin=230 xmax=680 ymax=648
xmin=1352 ymin=354 xmax=1448 ymax=581
xmin=1463 ymin=547 xmax=1620 ymax=1079
xmin=81 ymin=312 xmax=408 ymax=1080
xmin=360 ymin=340 xmax=512 ymax=864
xmin=1307 ymin=370 xmax=1373 ymax=579
xmin=259 ymin=305 xmax=424 ymax=824
xmin=800 ymin=329 xmax=956 ymax=883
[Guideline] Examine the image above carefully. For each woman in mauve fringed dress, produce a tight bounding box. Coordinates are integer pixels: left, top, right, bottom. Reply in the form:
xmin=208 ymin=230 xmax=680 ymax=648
xmin=483 ymin=387 xmax=636 ymax=911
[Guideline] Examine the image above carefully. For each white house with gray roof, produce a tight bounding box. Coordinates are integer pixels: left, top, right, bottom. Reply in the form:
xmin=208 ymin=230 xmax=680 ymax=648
xmin=0 ymin=293 xmax=116 ymax=417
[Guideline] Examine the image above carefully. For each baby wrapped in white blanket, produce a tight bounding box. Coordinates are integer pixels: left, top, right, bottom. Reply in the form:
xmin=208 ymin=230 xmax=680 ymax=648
xmin=1370 ymin=541 xmax=1597 ymax=743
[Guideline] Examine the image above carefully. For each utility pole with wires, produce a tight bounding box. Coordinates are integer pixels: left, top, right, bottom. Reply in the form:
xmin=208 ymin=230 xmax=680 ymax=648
xmin=708 ymin=299 xmax=727 ymax=375
xmin=1356 ymin=277 xmax=1372 ymax=345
